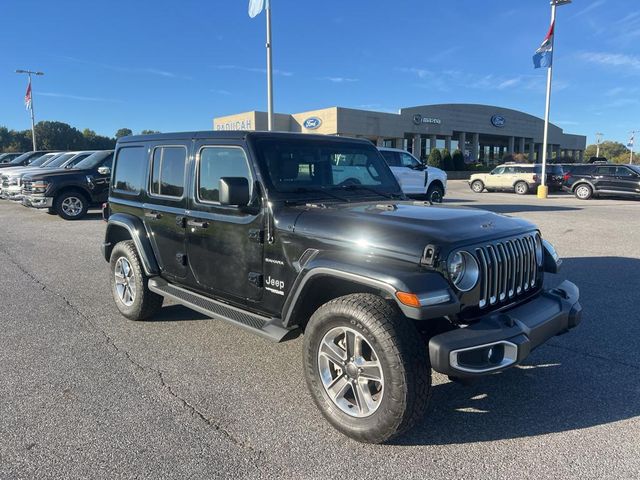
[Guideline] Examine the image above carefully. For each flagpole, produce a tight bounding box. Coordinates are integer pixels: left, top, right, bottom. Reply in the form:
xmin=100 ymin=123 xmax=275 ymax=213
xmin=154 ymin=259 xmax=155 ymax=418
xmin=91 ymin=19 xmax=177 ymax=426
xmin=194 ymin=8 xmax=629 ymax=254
xmin=538 ymin=5 xmax=556 ymax=199
xmin=28 ymin=73 xmax=37 ymax=151
xmin=266 ymin=0 xmax=274 ymax=131
xmin=15 ymin=69 xmax=44 ymax=151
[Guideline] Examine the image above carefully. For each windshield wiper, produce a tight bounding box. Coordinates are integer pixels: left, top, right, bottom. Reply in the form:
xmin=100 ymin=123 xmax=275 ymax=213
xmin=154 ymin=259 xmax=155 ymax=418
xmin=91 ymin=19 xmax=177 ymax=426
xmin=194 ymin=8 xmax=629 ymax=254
xmin=335 ymin=184 xmax=403 ymax=200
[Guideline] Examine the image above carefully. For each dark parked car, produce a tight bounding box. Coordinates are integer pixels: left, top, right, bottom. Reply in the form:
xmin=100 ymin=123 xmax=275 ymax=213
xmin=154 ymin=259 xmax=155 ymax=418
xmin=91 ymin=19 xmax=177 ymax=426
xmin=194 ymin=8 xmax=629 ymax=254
xmin=21 ymin=150 xmax=113 ymax=219
xmin=534 ymin=164 xmax=564 ymax=191
xmin=0 ymin=150 xmax=57 ymax=169
xmin=0 ymin=152 xmax=24 ymax=164
xmin=101 ymin=131 xmax=581 ymax=444
xmin=563 ymin=163 xmax=640 ymax=200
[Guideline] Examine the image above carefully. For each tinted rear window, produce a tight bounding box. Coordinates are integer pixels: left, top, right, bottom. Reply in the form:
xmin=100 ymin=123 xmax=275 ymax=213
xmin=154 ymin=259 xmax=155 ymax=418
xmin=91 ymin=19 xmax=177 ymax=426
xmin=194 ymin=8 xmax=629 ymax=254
xmin=113 ymin=147 xmax=147 ymax=194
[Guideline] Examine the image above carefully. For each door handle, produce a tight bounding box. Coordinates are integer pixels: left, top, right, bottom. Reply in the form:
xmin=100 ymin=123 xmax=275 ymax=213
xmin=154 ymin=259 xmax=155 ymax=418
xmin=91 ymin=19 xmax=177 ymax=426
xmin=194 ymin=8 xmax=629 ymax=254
xmin=145 ymin=211 xmax=162 ymax=220
xmin=187 ymin=219 xmax=209 ymax=229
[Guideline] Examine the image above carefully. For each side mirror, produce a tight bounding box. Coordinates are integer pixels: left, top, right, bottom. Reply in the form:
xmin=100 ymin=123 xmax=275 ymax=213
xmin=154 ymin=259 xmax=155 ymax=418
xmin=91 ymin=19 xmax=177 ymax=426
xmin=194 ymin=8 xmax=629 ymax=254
xmin=219 ymin=177 xmax=250 ymax=207
xmin=97 ymin=166 xmax=111 ymax=176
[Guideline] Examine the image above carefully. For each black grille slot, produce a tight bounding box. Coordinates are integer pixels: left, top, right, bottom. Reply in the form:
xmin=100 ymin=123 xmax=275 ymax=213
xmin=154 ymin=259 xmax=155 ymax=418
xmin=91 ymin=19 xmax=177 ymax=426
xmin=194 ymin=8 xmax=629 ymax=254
xmin=475 ymin=234 xmax=538 ymax=309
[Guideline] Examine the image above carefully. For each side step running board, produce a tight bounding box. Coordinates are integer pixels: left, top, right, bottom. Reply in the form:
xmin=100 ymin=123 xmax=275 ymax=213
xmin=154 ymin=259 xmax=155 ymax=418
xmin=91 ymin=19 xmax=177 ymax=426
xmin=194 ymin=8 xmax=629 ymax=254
xmin=148 ymin=277 xmax=291 ymax=342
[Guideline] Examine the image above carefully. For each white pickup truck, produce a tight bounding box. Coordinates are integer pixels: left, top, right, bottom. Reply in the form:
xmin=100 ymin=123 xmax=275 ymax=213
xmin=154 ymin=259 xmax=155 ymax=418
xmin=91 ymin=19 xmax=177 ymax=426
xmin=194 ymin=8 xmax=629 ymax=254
xmin=378 ymin=147 xmax=447 ymax=203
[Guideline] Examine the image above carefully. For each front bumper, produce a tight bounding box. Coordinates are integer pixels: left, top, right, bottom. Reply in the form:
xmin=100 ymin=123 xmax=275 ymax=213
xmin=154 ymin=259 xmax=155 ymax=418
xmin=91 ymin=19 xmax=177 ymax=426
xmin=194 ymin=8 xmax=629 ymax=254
xmin=428 ymin=280 xmax=582 ymax=376
xmin=22 ymin=195 xmax=53 ymax=209
xmin=2 ymin=186 xmax=24 ymax=201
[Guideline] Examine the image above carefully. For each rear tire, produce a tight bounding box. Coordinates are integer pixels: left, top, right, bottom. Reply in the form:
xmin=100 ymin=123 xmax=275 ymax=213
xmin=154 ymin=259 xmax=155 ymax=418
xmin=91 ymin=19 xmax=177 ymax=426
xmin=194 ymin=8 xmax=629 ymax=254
xmin=303 ymin=293 xmax=431 ymax=444
xmin=574 ymin=184 xmax=593 ymax=200
xmin=55 ymin=190 xmax=88 ymax=220
xmin=110 ymin=240 xmax=163 ymax=321
xmin=514 ymin=181 xmax=529 ymax=195
xmin=470 ymin=180 xmax=484 ymax=193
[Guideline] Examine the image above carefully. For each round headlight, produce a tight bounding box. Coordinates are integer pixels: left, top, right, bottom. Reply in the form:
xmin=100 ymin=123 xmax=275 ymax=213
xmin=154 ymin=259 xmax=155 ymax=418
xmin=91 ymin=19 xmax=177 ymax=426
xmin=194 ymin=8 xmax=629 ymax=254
xmin=534 ymin=234 xmax=543 ymax=266
xmin=448 ymin=251 xmax=479 ymax=292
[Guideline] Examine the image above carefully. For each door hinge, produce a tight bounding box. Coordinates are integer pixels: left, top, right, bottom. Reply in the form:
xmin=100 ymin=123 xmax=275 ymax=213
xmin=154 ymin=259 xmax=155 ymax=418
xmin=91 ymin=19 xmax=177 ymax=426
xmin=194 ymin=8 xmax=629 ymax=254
xmin=248 ymin=272 xmax=263 ymax=288
xmin=176 ymin=253 xmax=188 ymax=266
xmin=248 ymin=229 xmax=265 ymax=244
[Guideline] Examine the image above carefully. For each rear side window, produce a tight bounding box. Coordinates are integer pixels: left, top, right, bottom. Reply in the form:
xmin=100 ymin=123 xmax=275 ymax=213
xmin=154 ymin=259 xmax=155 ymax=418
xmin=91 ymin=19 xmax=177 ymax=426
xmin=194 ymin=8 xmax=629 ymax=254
xmin=198 ymin=147 xmax=252 ymax=203
xmin=595 ymin=166 xmax=616 ymax=175
xmin=380 ymin=151 xmax=400 ymax=167
xmin=150 ymin=146 xmax=187 ymax=198
xmin=113 ymin=146 xmax=147 ymax=194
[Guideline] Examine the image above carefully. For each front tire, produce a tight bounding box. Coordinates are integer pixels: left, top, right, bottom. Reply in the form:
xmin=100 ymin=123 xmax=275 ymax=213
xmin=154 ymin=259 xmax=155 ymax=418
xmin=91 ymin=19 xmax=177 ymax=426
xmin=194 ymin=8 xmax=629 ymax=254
xmin=110 ymin=240 xmax=163 ymax=321
xmin=470 ymin=180 xmax=484 ymax=193
xmin=427 ymin=184 xmax=444 ymax=203
xmin=55 ymin=190 xmax=88 ymax=220
xmin=303 ymin=294 xmax=431 ymax=444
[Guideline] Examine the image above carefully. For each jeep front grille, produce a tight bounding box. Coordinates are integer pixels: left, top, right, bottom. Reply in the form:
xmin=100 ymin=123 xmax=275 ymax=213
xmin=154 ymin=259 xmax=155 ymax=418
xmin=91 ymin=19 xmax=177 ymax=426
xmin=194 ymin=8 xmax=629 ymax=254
xmin=476 ymin=234 xmax=539 ymax=308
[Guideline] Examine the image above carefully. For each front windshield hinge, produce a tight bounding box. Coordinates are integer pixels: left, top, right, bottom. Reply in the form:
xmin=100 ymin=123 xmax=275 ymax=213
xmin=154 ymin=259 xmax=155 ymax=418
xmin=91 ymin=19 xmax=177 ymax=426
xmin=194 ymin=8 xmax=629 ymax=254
xmin=421 ymin=245 xmax=439 ymax=267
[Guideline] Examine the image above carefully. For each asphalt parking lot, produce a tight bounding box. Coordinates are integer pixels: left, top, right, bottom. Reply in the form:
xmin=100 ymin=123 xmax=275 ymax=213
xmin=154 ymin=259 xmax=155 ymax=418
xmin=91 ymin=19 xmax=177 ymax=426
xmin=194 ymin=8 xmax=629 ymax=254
xmin=1 ymin=180 xmax=638 ymax=480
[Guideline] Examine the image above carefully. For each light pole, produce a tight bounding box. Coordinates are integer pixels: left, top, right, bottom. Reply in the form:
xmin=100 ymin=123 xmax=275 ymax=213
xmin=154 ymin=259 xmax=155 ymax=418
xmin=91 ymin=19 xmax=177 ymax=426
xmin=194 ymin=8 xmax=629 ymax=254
xmin=595 ymin=132 xmax=603 ymax=157
xmin=538 ymin=0 xmax=571 ymax=199
xmin=15 ymin=69 xmax=44 ymax=151
xmin=629 ymin=130 xmax=636 ymax=164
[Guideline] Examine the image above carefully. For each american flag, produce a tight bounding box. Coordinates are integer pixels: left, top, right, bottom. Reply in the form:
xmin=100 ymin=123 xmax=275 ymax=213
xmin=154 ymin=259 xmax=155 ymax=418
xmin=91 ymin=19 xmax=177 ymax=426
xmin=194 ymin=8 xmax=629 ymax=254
xmin=533 ymin=21 xmax=555 ymax=69
xmin=24 ymin=79 xmax=32 ymax=111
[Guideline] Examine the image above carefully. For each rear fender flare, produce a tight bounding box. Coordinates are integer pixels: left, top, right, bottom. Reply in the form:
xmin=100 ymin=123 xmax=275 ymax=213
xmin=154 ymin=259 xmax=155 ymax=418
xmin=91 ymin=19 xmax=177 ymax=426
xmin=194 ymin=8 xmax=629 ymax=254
xmin=104 ymin=213 xmax=159 ymax=275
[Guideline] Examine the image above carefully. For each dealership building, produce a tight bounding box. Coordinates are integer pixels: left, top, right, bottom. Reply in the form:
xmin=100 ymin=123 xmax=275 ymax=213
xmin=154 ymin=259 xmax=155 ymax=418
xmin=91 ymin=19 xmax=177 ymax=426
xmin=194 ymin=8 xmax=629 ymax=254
xmin=213 ymin=103 xmax=587 ymax=163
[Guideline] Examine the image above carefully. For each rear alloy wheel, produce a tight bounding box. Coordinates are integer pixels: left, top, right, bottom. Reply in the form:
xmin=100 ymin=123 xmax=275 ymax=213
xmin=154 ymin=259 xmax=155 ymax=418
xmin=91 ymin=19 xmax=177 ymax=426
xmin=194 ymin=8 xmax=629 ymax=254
xmin=574 ymin=184 xmax=593 ymax=200
xmin=55 ymin=191 xmax=88 ymax=220
xmin=110 ymin=240 xmax=163 ymax=320
xmin=427 ymin=184 xmax=444 ymax=203
xmin=471 ymin=180 xmax=484 ymax=193
xmin=303 ymin=293 xmax=431 ymax=444
xmin=514 ymin=181 xmax=529 ymax=195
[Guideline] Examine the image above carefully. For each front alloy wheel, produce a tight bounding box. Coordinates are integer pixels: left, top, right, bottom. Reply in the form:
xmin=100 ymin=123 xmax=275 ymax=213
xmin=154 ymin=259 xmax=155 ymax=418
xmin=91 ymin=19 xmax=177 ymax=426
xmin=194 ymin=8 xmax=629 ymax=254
xmin=303 ymin=293 xmax=431 ymax=444
xmin=318 ymin=326 xmax=384 ymax=417
xmin=55 ymin=191 xmax=88 ymax=220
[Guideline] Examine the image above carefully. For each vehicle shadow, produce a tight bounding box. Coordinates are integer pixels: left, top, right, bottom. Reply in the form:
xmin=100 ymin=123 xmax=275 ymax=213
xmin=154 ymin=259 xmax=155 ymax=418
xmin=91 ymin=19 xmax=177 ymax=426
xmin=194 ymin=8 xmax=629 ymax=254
xmin=393 ymin=256 xmax=640 ymax=446
xmin=465 ymin=203 xmax=581 ymax=214
xmin=152 ymin=304 xmax=209 ymax=322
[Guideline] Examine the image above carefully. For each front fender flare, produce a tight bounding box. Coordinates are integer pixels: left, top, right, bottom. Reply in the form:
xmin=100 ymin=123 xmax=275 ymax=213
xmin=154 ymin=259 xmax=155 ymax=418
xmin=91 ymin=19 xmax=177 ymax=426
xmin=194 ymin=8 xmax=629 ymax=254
xmin=281 ymin=253 xmax=458 ymax=327
xmin=103 ymin=213 xmax=159 ymax=276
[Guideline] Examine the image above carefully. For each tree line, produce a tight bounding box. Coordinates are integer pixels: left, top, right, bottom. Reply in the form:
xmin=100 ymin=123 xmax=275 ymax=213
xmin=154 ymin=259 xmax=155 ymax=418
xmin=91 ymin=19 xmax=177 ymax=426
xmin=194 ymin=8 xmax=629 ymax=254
xmin=0 ymin=122 xmax=161 ymax=152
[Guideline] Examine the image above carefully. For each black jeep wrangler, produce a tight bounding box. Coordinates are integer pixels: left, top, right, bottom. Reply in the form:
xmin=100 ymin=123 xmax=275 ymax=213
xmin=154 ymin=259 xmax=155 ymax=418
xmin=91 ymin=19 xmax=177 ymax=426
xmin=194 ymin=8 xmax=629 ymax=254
xmin=101 ymin=132 xmax=582 ymax=443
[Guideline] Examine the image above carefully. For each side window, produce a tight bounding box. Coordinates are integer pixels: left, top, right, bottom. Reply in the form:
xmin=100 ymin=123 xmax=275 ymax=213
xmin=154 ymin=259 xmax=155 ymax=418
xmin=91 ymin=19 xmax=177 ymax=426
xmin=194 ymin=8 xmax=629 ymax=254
xmin=503 ymin=166 xmax=515 ymax=174
xmin=113 ymin=146 xmax=147 ymax=194
xmin=380 ymin=151 xmax=400 ymax=167
xmin=198 ymin=147 xmax=252 ymax=204
xmin=400 ymin=153 xmax=420 ymax=168
xmin=101 ymin=153 xmax=114 ymax=168
xmin=150 ymin=146 xmax=187 ymax=198
xmin=493 ymin=167 xmax=505 ymax=175
xmin=596 ymin=166 xmax=616 ymax=176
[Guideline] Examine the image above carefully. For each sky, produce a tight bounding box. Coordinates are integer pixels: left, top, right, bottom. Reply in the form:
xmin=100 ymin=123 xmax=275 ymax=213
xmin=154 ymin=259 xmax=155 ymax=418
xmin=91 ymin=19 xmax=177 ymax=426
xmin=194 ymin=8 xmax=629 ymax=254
xmin=1 ymin=0 xmax=639 ymax=148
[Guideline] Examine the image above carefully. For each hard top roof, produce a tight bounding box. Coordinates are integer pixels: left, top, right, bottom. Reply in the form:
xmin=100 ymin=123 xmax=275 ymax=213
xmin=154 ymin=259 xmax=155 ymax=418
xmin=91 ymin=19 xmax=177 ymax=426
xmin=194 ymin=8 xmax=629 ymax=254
xmin=117 ymin=130 xmax=373 ymax=145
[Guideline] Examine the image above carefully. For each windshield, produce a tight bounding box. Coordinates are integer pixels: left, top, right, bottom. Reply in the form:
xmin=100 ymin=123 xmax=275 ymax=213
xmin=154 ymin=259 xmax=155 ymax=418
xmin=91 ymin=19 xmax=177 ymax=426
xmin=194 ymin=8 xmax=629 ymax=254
xmin=9 ymin=152 xmax=39 ymax=165
xmin=253 ymin=138 xmax=400 ymax=200
xmin=45 ymin=153 xmax=75 ymax=168
xmin=30 ymin=154 xmax=57 ymax=167
xmin=629 ymin=165 xmax=640 ymax=175
xmin=74 ymin=151 xmax=113 ymax=170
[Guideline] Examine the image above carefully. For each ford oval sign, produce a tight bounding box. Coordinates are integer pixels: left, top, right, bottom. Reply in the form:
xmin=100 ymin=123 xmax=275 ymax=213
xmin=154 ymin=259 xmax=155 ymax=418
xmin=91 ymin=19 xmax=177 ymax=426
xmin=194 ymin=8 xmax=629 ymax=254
xmin=303 ymin=117 xmax=322 ymax=129
xmin=491 ymin=115 xmax=506 ymax=128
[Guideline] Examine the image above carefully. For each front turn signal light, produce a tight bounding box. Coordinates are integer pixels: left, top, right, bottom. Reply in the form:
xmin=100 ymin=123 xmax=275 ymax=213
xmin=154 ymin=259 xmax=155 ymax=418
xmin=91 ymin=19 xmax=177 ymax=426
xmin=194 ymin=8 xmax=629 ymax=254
xmin=396 ymin=292 xmax=421 ymax=308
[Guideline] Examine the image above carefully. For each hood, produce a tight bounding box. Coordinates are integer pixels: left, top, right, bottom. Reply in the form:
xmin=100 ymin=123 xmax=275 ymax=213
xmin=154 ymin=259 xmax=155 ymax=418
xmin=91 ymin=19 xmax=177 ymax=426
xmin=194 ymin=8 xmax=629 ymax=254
xmin=290 ymin=201 xmax=535 ymax=262
xmin=23 ymin=168 xmax=86 ymax=181
xmin=0 ymin=166 xmax=46 ymax=178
